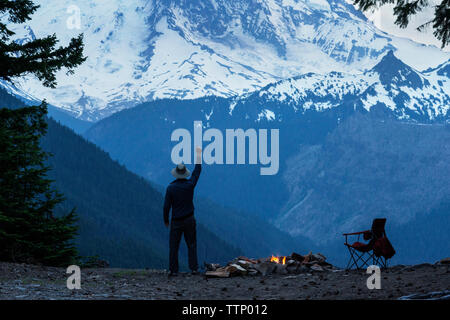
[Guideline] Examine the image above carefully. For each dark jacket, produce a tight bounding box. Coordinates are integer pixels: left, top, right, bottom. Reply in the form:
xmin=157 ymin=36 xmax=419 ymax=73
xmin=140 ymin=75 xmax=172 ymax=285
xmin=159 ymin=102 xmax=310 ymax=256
xmin=164 ymin=164 xmax=201 ymax=224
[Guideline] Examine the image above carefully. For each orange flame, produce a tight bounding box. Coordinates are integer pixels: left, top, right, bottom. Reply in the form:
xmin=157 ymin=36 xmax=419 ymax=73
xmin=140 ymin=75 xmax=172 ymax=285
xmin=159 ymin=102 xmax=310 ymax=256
xmin=270 ymin=255 xmax=280 ymax=263
xmin=270 ymin=255 xmax=287 ymax=265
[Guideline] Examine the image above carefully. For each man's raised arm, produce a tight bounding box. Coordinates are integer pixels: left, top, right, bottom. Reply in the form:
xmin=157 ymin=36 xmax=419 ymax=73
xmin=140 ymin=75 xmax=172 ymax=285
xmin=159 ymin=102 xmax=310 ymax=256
xmin=190 ymin=147 xmax=202 ymax=187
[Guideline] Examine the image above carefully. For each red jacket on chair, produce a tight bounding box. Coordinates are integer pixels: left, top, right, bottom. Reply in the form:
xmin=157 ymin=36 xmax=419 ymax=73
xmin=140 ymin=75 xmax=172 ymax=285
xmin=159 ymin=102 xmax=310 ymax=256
xmin=373 ymin=236 xmax=396 ymax=259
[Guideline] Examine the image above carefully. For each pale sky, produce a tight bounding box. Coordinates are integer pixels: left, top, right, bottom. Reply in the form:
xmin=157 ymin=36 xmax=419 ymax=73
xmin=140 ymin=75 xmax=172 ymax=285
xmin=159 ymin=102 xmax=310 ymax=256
xmin=347 ymin=0 xmax=449 ymax=52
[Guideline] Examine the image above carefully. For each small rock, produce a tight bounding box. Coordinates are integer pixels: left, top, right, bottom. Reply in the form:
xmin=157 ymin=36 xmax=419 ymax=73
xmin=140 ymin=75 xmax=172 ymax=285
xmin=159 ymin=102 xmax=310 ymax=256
xmin=204 ymin=263 xmax=220 ymax=271
xmin=248 ymin=270 xmax=258 ymax=276
xmin=291 ymin=252 xmax=304 ymax=262
xmin=253 ymin=262 xmax=276 ymax=276
xmin=236 ymin=260 xmax=252 ymax=268
xmin=286 ymin=264 xmax=298 ymax=274
xmin=310 ymin=264 xmax=324 ymax=272
xmin=297 ymin=265 xmax=310 ymax=273
xmin=274 ymin=264 xmax=288 ymax=275
xmin=225 ymin=264 xmax=247 ymax=276
xmin=237 ymin=256 xmax=258 ymax=264
xmin=205 ymin=270 xmax=231 ymax=278
xmin=312 ymin=253 xmax=326 ymax=263
xmin=303 ymin=251 xmax=313 ymax=263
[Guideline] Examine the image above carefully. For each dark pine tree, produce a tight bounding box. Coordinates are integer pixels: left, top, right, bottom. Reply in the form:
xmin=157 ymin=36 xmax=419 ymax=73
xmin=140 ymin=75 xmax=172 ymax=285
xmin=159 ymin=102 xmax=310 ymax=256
xmin=0 ymin=104 xmax=78 ymax=265
xmin=0 ymin=0 xmax=86 ymax=87
xmin=0 ymin=0 xmax=85 ymax=266
xmin=352 ymin=0 xmax=449 ymax=48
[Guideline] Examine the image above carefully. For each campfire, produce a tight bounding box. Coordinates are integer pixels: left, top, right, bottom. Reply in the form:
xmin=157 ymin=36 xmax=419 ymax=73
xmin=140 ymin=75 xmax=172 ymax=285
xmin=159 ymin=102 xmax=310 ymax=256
xmin=270 ymin=255 xmax=286 ymax=264
xmin=204 ymin=252 xmax=338 ymax=278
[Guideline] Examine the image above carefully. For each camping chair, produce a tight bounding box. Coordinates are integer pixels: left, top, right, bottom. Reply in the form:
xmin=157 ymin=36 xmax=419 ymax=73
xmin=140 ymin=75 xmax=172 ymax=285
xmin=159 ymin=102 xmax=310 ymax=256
xmin=343 ymin=218 xmax=395 ymax=270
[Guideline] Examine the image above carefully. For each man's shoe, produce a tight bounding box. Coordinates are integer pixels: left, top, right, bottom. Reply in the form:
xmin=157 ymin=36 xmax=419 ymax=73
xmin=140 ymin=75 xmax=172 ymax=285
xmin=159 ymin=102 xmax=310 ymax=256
xmin=191 ymin=270 xmax=199 ymax=275
xmin=168 ymin=271 xmax=178 ymax=277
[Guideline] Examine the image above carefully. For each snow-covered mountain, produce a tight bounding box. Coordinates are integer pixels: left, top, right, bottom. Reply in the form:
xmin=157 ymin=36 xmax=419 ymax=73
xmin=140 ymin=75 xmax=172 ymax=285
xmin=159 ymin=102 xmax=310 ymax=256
xmin=3 ymin=0 xmax=449 ymax=121
xmin=233 ymin=51 xmax=450 ymax=122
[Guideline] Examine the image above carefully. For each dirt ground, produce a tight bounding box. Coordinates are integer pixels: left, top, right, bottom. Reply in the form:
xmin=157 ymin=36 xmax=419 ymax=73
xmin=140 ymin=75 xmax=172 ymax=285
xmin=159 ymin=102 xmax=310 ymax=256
xmin=0 ymin=262 xmax=448 ymax=300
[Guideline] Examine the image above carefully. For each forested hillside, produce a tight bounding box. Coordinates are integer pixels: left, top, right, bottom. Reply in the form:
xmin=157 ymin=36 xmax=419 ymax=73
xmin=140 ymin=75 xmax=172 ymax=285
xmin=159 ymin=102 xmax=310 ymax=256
xmin=1 ymin=89 xmax=242 ymax=268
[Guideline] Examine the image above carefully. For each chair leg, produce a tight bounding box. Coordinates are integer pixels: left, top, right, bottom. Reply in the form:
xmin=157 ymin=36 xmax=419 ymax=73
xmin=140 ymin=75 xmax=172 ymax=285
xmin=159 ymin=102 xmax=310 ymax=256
xmin=346 ymin=247 xmax=388 ymax=270
xmin=372 ymin=255 xmax=388 ymax=269
xmin=381 ymin=257 xmax=388 ymax=269
xmin=347 ymin=248 xmax=371 ymax=270
xmin=357 ymin=252 xmax=373 ymax=269
xmin=346 ymin=247 xmax=359 ymax=270
xmin=346 ymin=247 xmax=366 ymax=270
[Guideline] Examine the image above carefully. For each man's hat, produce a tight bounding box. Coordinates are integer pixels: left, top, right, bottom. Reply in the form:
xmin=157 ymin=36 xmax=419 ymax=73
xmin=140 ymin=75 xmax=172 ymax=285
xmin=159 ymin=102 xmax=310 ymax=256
xmin=171 ymin=163 xmax=191 ymax=179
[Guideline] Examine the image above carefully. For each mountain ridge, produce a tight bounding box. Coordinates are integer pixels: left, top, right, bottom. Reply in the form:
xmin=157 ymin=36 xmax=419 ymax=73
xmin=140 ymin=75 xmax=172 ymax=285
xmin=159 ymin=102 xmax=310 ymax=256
xmin=237 ymin=50 xmax=449 ymax=122
xmin=2 ymin=0 xmax=449 ymax=120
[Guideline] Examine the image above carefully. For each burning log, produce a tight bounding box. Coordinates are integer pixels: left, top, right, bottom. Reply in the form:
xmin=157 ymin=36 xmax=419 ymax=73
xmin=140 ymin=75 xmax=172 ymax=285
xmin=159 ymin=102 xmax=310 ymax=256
xmin=270 ymin=255 xmax=287 ymax=264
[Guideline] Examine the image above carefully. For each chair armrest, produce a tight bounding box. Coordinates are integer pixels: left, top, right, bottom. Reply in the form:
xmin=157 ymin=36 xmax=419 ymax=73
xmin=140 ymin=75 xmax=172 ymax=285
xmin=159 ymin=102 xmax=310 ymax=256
xmin=343 ymin=230 xmax=370 ymax=236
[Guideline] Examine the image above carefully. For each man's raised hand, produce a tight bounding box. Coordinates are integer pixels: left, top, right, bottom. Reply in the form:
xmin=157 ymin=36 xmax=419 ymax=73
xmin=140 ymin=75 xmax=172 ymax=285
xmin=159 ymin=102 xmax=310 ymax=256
xmin=195 ymin=146 xmax=202 ymax=164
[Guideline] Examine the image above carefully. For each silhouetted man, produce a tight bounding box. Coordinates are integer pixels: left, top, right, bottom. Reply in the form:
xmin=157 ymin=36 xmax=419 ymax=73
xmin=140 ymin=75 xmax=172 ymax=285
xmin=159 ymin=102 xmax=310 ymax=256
xmin=164 ymin=147 xmax=202 ymax=276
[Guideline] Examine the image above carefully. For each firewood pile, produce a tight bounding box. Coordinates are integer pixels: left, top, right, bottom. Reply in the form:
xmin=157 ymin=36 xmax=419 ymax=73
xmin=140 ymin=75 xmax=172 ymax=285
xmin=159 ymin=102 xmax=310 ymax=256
xmin=204 ymin=252 xmax=339 ymax=277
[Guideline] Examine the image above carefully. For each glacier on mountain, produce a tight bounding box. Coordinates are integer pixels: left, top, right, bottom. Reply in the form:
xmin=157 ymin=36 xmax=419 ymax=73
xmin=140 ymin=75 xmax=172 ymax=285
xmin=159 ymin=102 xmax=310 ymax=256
xmin=2 ymin=0 xmax=449 ymax=120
